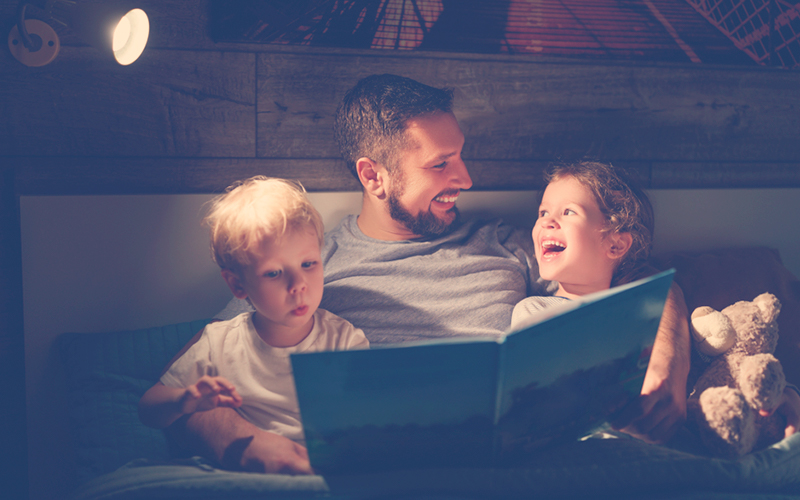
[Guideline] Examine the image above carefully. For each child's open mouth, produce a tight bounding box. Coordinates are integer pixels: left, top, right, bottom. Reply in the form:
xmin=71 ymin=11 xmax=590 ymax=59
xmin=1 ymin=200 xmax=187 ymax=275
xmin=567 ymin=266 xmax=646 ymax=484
xmin=541 ymin=239 xmax=566 ymax=258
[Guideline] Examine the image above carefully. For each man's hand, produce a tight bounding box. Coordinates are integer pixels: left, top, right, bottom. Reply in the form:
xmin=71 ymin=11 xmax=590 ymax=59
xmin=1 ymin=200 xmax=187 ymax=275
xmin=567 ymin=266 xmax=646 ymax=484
xmin=168 ymin=407 xmax=313 ymax=475
xmin=611 ymin=359 xmax=687 ymax=443
xmin=227 ymin=430 xmax=313 ymax=475
xmin=611 ymin=282 xmax=691 ymax=443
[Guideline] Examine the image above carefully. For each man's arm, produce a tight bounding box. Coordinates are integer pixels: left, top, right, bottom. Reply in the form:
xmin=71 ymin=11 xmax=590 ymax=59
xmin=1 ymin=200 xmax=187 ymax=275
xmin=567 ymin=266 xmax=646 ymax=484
xmin=611 ymin=282 xmax=691 ymax=443
xmin=166 ymin=407 xmax=313 ymax=475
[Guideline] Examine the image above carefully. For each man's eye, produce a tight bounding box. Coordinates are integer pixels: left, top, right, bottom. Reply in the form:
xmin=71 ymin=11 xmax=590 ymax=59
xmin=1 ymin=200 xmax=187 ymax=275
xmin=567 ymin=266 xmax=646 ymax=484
xmin=432 ymin=161 xmax=447 ymax=169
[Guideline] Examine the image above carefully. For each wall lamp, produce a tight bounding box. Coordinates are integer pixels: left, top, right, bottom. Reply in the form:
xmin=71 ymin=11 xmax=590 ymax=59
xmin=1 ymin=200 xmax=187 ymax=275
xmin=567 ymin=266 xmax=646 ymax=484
xmin=8 ymin=0 xmax=149 ymax=67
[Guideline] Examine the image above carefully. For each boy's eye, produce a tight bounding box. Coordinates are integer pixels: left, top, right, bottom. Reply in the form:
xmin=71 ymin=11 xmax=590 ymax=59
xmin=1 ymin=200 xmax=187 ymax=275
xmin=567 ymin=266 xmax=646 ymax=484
xmin=301 ymin=261 xmax=317 ymax=269
xmin=538 ymin=210 xmax=548 ymax=218
xmin=264 ymin=270 xmax=281 ymax=278
xmin=563 ymin=208 xmax=576 ymax=215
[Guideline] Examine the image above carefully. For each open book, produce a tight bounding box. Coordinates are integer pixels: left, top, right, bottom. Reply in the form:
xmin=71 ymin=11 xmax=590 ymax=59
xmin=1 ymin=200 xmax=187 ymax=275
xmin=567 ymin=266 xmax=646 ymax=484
xmin=291 ymin=269 xmax=675 ymax=474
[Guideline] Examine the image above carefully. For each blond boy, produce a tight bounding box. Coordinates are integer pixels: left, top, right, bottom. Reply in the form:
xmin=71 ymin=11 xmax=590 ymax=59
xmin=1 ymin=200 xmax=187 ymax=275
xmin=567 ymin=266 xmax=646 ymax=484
xmin=138 ymin=176 xmax=368 ymax=446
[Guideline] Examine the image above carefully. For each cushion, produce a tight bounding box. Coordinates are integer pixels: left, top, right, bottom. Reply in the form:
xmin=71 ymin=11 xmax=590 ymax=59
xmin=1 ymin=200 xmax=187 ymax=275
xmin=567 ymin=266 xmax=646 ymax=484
xmin=59 ymin=319 xmax=211 ymax=485
xmin=651 ymin=247 xmax=800 ymax=386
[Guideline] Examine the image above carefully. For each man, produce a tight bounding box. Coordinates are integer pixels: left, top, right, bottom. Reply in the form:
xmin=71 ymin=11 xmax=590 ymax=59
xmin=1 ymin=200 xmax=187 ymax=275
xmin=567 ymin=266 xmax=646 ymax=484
xmin=173 ymin=74 xmax=692 ymax=474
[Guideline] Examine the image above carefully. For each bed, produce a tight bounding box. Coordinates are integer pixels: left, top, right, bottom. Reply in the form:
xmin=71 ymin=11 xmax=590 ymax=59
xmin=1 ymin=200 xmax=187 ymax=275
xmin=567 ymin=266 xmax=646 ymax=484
xmin=56 ymin=246 xmax=800 ymax=500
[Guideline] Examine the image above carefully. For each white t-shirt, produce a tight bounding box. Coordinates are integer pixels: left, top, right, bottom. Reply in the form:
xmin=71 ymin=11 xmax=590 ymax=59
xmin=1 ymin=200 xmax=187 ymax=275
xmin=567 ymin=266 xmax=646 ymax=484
xmin=161 ymin=309 xmax=369 ymax=443
xmin=510 ymin=295 xmax=571 ymax=332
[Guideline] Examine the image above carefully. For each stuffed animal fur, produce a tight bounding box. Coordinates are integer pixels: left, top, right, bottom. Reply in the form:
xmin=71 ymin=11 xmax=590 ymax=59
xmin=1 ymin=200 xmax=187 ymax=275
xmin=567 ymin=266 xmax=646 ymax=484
xmin=688 ymin=292 xmax=787 ymax=458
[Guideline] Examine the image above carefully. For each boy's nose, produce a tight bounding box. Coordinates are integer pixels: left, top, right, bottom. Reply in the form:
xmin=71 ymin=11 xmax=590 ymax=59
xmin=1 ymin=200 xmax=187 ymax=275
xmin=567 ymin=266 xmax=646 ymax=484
xmin=288 ymin=273 xmax=307 ymax=294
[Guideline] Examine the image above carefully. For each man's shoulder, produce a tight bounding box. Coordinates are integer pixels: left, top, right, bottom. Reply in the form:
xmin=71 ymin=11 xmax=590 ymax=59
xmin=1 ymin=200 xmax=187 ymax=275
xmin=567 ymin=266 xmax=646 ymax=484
xmin=456 ymin=216 xmax=530 ymax=247
xmin=322 ymin=215 xmax=358 ymax=260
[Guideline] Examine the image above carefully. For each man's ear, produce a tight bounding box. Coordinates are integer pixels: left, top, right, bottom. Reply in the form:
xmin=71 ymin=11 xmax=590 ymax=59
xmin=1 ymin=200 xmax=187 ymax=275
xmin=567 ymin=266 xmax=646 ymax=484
xmin=356 ymin=157 xmax=387 ymax=199
xmin=221 ymin=269 xmax=248 ymax=299
xmin=607 ymin=232 xmax=633 ymax=260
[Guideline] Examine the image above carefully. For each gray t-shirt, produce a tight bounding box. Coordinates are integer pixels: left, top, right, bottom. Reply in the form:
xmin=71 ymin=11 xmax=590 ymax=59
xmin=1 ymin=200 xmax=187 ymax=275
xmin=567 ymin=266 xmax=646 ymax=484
xmin=216 ymin=215 xmax=551 ymax=345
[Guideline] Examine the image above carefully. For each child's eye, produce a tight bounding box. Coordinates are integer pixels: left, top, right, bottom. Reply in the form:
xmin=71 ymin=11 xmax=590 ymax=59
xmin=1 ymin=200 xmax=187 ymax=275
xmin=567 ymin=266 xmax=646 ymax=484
xmin=301 ymin=261 xmax=317 ymax=269
xmin=563 ymin=208 xmax=576 ymax=215
xmin=264 ymin=270 xmax=281 ymax=278
xmin=538 ymin=209 xmax=548 ymax=218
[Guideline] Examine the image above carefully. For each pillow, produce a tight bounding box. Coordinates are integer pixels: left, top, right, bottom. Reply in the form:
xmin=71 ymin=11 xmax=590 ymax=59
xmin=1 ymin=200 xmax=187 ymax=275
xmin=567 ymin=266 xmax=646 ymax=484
xmin=59 ymin=319 xmax=211 ymax=485
xmin=651 ymin=247 xmax=800 ymax=386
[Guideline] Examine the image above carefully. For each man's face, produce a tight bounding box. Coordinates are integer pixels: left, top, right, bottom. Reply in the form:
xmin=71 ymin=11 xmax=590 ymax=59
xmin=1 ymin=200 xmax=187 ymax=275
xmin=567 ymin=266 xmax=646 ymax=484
xmin=385 ymin=111 xmax=473 ymax=238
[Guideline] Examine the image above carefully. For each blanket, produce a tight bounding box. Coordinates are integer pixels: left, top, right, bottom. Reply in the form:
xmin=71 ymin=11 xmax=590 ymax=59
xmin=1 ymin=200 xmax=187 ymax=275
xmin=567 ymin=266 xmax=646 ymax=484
xmin=73 ymin=433 xmax=800 ymax=500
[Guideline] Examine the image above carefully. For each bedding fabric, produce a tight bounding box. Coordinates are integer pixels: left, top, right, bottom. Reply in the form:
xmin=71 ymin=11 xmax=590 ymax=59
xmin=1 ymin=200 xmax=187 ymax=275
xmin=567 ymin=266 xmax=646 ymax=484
xmin=59 ymin=319 xmax=212 ymax=485
xmin=73 ymin=433 xmax=800 ymax=500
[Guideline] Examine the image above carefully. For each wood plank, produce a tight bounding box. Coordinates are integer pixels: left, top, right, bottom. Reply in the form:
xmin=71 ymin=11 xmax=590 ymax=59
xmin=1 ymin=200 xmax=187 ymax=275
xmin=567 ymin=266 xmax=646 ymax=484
xmin=257 ymin=52 xmax=800 ymax=164
xmin=13 ymin=156 xmax=800 ymax=193
xmin=652 ymin=161 xmax=800 ymax=188
xmin=0 ymin=47 xmax=256 ymax=157
xmin=10 ymin=157 xmax=653 ymax=194
xmin=13 ymin=157 xmax=361 ymax=195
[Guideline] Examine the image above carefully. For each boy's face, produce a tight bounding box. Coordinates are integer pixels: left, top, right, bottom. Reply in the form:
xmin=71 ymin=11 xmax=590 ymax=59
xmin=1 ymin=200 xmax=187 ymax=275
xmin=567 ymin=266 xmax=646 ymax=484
xmin=223 ymin=226 xmax=323 ymax=344
xmin=533 ymin=175 xmax=629 ymax=297
xmin=384 ymin=111 xmax=473 ymax=238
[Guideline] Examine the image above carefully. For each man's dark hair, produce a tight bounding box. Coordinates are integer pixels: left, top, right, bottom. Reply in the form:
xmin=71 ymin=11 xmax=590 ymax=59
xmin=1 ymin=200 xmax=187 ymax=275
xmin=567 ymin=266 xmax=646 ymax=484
xmin=333 ymin=74 xmax=454 ymax=179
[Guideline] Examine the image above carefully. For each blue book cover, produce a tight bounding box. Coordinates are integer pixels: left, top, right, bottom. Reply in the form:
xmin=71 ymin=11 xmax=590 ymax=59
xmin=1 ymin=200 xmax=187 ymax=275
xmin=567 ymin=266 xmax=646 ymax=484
xmin=291 ymin=269 xmax=675 ymax=474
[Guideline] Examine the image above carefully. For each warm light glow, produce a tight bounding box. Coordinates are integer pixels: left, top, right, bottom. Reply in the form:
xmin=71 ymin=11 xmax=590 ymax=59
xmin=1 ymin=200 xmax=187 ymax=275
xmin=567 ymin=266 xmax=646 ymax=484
xmin=112 ymin=9 xmax=148 ymax=65
xmin=112 ymin=16 xmax=130 ymax=52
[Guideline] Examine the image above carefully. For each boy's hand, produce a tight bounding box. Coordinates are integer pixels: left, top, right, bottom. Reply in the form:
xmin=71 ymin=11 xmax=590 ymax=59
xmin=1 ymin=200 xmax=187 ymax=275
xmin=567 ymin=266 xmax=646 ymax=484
xmin=181 ymin=376 xmax=242 ymax=415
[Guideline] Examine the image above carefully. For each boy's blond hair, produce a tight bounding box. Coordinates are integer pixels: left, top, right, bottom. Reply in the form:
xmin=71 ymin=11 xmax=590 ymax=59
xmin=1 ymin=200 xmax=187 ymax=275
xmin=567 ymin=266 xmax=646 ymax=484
xmin=204 ymin=176 xmax=324 ymax=272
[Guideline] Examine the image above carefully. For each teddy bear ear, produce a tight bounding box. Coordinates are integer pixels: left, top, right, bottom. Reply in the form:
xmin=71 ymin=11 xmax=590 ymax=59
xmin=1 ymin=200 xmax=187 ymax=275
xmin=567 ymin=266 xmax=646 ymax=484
xmin=691 ymin=308 xmax=736 ymax=356
xmin=753 ymin=293 xmax=781 ymax=324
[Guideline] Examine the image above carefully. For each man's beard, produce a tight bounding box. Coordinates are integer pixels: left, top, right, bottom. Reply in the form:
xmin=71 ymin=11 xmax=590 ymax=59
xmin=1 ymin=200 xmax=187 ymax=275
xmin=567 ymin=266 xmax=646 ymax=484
xmin=388 ymin=189 xmax=460 ymax=238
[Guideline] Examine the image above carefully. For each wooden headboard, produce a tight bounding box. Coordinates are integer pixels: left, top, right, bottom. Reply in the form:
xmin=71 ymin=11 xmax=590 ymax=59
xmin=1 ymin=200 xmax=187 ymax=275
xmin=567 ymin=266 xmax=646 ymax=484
xmin=2 ymin=0 xmax=800 ymax=496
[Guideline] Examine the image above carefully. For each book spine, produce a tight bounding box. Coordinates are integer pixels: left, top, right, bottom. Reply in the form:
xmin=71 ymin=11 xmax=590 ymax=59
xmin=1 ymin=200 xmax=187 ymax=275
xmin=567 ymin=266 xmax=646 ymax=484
xmin=491 ymin=339 xmax=507 ymax=465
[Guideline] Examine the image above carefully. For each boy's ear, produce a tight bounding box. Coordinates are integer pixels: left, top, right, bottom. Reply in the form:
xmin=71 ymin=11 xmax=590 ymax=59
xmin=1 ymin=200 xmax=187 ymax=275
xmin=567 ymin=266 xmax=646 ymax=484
xmin=607 ymin=232 xmax=633 ymax=260
xmin=221 ymin=269 xmax=248 ymax=299
xmin=356 ymin=157 xmax=387 ymax=199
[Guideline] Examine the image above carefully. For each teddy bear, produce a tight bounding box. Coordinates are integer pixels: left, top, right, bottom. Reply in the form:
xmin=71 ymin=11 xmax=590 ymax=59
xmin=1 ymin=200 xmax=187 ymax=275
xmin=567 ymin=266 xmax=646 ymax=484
xmin=687 ymin=292 xmax=787 ymax=458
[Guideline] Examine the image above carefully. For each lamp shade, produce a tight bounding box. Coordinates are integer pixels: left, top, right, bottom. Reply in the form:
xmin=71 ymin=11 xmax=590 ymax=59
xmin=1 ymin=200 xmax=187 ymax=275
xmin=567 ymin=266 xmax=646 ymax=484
xmin=60 ymin=1 xmax=149 ymax=65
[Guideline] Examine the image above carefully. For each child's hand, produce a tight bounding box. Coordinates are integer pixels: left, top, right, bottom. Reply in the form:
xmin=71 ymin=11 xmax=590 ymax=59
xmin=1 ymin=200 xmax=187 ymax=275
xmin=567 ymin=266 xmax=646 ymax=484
xmin=760 ymin=386 xmax=800 ymax=438
xmin=180 ymin=376 xmax=243 ymax=415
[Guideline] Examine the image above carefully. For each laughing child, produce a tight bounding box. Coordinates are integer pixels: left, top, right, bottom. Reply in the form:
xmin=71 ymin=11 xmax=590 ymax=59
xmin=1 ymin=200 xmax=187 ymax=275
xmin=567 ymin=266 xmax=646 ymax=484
xmin=511 ymin=161 xmax=654 ymax=330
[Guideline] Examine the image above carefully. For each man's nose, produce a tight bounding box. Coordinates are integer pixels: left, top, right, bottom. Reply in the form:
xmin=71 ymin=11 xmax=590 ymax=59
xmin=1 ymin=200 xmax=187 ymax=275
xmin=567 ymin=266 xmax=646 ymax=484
xmin=450 ymin=157 xmax=473 ymax=190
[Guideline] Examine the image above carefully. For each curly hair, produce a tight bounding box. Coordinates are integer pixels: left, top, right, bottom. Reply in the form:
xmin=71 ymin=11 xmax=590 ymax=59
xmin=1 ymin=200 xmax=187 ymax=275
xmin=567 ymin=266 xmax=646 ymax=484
xmin=333 ymin=74 xmax=454 ymax=179
xmin=544 ymin=161 xmax=654 ymax=286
